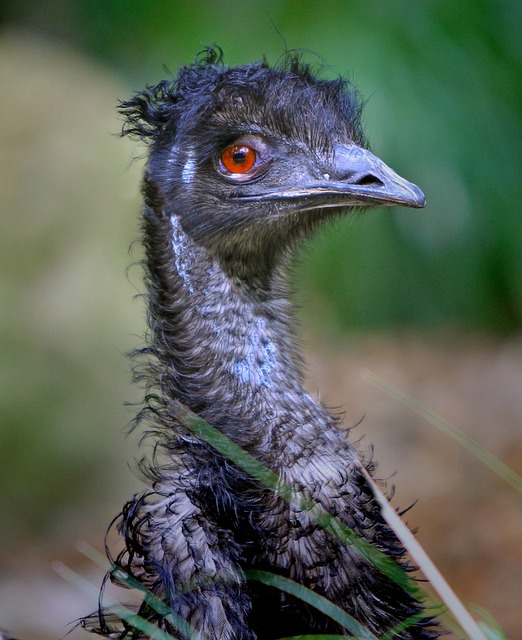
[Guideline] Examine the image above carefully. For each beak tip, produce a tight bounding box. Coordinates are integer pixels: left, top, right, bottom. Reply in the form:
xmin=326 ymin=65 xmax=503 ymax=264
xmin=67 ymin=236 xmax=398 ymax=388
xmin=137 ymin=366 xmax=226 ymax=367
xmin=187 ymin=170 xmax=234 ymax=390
xmin=404 ymin=183 xmax=426 ymax=209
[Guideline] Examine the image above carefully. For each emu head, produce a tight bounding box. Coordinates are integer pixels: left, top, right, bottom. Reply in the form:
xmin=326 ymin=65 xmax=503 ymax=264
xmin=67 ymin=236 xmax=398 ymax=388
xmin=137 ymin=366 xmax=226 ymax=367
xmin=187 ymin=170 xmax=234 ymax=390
xmin=120 ymin=48 xmax=424 ymax=282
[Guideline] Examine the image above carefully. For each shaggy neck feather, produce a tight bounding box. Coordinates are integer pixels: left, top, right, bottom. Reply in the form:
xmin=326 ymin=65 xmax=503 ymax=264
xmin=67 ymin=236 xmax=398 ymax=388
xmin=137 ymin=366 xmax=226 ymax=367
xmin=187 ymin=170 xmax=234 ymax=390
xmin=145 ymin=208 xmax=334 ymax=455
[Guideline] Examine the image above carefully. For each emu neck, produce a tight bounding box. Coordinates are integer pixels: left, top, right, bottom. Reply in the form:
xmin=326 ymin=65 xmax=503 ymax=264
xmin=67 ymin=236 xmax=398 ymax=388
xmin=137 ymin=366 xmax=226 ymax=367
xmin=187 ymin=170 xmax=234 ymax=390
xmin=147 ymin=211 xmax=329 ymax=454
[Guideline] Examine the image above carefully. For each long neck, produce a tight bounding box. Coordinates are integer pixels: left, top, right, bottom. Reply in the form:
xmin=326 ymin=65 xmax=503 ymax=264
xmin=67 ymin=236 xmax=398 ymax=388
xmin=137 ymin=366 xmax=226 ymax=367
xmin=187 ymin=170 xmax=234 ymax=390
xmin=142 ymin=207 xmax=333 ymax=456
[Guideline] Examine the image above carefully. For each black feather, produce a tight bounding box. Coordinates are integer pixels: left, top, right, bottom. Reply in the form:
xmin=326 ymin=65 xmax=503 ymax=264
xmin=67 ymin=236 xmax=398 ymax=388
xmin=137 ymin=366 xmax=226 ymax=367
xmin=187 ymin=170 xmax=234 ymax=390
xmin=85 ymin=49 xmax=438 ymax=639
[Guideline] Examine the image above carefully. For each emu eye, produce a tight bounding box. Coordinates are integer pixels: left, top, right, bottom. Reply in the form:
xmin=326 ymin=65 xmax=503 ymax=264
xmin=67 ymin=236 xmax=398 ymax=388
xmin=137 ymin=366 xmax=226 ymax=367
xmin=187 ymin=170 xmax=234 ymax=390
xmin=217 ymin=136 xmax=271 ymax=182
xmin=221 ymin=145 xmax=256 ymax=174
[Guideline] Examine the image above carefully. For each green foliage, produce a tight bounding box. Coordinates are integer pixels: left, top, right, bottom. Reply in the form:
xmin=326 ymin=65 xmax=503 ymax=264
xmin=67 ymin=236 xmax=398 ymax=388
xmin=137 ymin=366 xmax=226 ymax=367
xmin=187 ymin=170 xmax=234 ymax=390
xmin=4 ymin=0 xmax=522 ymax=332
xmin=0 ymin=33 xmax=145 ymax=539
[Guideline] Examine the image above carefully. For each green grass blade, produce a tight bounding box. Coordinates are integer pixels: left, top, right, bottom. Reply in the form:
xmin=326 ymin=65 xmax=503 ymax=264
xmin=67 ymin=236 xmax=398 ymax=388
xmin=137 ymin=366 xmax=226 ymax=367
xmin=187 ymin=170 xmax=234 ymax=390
xmin=171 ymin=399 xmax=418 ymax=596
xmin=53 ymin=561 xmax=177 ymax=640
xmin=55 ymin=554 xmax=205 ymax=640
xmin=246 ymin=569 xmax=377 ymax=639
xmin=470 ymin=605 xmax=509 ymax=640
xmin=78 ymin=542 xmax=177 ymax=620
xmin=363 ymin=370 xmax=522 ymax=494
xmin=360 ymin=468 xmax=487 ymax=640
xmin=275 ymin=636 xmax=356 ymax=639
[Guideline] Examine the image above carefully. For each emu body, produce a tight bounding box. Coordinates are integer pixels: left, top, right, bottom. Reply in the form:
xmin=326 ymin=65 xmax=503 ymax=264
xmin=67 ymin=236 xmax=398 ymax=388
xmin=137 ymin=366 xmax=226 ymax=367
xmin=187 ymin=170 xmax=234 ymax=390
xmin=91 ymin=49 xmax=438 ymax=639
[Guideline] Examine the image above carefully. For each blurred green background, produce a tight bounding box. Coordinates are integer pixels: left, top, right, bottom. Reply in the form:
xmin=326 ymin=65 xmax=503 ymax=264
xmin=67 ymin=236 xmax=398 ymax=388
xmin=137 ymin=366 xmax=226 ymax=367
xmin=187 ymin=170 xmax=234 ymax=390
xmin=5 ymin=0 xmax=522 ymax=331
xmin=0 ymin=1 xmax=521 ymax=638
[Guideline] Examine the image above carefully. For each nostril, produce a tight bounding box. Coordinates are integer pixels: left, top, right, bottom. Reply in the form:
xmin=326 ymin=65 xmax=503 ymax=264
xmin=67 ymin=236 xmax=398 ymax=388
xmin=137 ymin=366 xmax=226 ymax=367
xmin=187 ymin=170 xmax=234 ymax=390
xmin=356 ymin=173 xmax=384 ymax=187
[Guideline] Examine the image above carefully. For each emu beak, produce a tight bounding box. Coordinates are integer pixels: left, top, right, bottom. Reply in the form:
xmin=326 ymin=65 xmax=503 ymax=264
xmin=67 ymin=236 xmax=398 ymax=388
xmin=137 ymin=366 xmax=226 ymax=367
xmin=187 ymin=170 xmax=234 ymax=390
xmin=233 ymin=144 xmax=425 ymax=211
xmin=326 ymin=144 xmax=425 ymax=209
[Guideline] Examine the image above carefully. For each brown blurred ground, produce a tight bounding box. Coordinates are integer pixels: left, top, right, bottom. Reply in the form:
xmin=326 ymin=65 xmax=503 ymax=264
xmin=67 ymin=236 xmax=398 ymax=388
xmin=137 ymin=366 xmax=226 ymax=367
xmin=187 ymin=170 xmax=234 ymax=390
xmin=307 ymin=333 xmax=522 ymax=638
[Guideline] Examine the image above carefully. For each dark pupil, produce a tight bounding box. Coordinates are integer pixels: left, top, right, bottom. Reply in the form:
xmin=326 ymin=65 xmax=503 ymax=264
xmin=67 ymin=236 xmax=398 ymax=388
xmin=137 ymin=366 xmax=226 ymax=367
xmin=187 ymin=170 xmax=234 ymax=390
xmin=233 ymin=148 xmax=247 ymax=164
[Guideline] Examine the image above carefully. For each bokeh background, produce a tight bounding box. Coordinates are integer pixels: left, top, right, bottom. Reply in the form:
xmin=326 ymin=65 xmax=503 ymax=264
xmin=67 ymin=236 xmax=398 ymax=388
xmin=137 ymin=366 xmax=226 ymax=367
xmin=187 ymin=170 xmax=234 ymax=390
xmin=1 ymin=1 xmax=521 ymax=638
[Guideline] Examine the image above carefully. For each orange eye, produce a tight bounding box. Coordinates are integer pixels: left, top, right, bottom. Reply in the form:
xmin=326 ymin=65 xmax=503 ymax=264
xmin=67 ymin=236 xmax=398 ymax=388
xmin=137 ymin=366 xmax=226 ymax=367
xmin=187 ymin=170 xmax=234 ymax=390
xmin=221 ymin=145 xmax=256 ymax=174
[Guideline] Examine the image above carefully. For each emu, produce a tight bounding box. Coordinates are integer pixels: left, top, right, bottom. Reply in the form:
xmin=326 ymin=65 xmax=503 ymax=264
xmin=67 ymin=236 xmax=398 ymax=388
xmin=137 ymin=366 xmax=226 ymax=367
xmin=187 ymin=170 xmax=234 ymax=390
xmin=89 ymin=48 xmax=439 ymax=639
